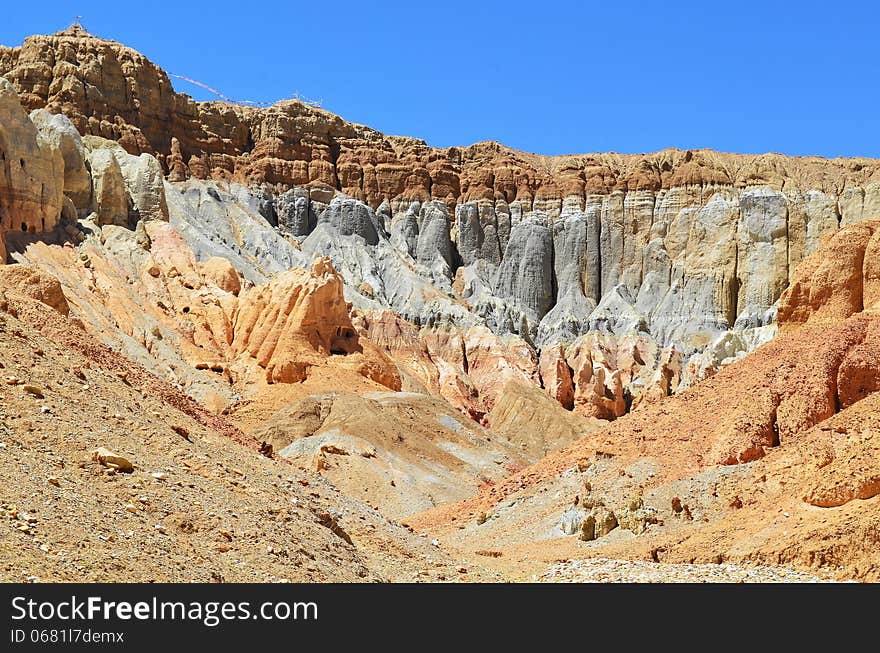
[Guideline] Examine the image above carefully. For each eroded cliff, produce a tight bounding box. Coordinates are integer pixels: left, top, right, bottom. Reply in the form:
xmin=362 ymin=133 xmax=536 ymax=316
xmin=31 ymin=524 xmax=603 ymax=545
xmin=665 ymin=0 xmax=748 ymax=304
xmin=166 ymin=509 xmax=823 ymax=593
xmin=3 ymin=26 xmax=880 ymax=420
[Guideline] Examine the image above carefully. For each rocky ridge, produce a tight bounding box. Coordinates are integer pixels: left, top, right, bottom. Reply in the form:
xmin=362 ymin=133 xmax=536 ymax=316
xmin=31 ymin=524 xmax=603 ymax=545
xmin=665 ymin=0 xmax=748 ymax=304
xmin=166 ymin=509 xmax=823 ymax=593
xmin=5 ymin=27 xmax=880 ymax=420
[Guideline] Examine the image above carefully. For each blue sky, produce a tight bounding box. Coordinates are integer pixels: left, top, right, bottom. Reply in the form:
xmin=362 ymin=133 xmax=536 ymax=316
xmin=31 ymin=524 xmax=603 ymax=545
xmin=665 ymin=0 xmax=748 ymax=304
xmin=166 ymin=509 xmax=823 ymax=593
xmin=2 ymin=1 xmax=877 ymax=158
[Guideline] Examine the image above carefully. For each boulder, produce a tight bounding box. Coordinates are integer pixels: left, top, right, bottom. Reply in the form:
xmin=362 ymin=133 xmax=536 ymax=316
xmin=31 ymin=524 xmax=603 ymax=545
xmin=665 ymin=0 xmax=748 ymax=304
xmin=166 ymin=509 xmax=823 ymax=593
xmin=92 ymin=447 xmax=134 ymax=472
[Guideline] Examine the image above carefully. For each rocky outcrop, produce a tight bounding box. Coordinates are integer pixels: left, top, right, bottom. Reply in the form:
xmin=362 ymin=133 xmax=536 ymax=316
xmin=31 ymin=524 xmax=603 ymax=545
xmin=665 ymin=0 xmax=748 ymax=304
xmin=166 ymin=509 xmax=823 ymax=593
xmin=316 ymin=197 xmax=380 ymax=245
xmin=276 ymin=187 xmax=314 ymax=238
xmin=84 ymin=136 xmax=169 ymax=225
xmin=493 ymin=215 xmax=554 ymax=326
xmin=415 ymin=201 xmax=453 ymax=279
xmin=16 ymin=217 xmax=401 ymax=405
xmin=1 ymin=78 xmax=169 ymax=264
xmin=28 ymin=108 xmax=90 ymax=210
xmin=86 ymin=147 xmax=128 ymax=226
xmin=0 ymin=77 xmax=65 ymax=261
xmin=231 ymin=257 xmax=363 ymax=383
xmin=777 ymin=221 xmax=880 ymax=327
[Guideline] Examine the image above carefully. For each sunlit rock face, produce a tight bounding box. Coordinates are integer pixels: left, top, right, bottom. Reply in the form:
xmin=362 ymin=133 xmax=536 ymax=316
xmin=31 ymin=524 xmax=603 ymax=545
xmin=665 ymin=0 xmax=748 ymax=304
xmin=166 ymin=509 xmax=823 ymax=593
xmin=4 ymin=26 xmax=880 ymax=419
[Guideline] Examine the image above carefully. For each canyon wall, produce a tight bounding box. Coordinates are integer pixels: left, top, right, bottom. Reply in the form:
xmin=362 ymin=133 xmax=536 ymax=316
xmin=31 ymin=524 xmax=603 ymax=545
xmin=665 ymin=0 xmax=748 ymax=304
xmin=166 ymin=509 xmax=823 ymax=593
xmin=4 ymin=26 xmax=880 ymax=419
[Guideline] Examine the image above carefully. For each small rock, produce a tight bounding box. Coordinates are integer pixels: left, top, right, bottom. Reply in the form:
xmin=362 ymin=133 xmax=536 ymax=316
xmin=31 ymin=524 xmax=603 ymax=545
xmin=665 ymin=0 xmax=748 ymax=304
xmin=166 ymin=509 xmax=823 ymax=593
xmin=171 ymin=425 xmax=191 ymax=441
xmin=92 ymin=447 xmax=134 ymax=473
xmin=47 ymin=476 xmax=59 ymax=487
xmin=22 ymin=384 xmax=44 ymax=398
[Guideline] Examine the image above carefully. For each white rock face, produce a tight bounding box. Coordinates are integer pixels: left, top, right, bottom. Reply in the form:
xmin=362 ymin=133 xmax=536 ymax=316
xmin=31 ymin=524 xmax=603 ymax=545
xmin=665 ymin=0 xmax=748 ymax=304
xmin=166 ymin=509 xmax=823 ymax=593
xmin=86 ymin=148 xmax=128 ymax=226
xmin=29 ymin=108 xmax=91 ymax=211
xmin=166 ymin=181 xmax=307 ymax=283
xmin=415 ymin=200 xmax=453 ymax=280
xmin=493 ymin=214 xmax=554 ymax=325
xmin=735 ymin=189 xmax=789 ymax=329
xmin=117 ymin=152 xmax=169 ymax=223
xmin=83 ymin=136 xmax=168 ymax=224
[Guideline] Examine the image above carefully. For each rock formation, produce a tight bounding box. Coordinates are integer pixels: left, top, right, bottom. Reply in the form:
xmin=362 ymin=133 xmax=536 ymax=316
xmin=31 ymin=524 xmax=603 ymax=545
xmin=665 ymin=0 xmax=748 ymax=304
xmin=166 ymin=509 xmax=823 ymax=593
xmin=410 ymin=220 xmax=880 ymax=581
xmin=3 ymin=26 xmax=880 ymax=421
xmin=2 ymin=26 xmax=880 ymax=585
xmin=232 ymin=257 xmax=364 ymax=383
xmin=0 ymin=77 xmax=65 ymax=261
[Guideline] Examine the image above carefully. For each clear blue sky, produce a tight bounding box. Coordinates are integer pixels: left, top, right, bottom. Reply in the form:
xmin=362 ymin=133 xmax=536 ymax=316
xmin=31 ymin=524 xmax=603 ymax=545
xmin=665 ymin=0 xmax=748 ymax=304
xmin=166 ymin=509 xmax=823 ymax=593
xmin=2 ymin=1 xmax=878 ymax=158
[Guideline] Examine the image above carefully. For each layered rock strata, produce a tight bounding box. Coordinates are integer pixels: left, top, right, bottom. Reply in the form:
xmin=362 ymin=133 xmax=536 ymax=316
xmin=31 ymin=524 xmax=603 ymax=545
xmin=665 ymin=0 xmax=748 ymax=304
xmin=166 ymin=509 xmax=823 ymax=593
xmin=4 ymin=28 xmax=880 ymax=419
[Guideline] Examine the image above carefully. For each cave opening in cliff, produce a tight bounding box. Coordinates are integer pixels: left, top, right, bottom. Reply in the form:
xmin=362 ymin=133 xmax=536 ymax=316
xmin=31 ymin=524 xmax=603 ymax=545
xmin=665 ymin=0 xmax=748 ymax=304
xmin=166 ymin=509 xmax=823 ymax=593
xmin=330 ymin=326 xmax=359 ymax=355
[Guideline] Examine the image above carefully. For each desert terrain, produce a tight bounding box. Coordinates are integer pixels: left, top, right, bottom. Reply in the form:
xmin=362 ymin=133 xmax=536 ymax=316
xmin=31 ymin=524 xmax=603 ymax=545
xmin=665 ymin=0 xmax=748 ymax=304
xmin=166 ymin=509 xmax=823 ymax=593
xmin=0 ymin=26 xmax=876 ymax=582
